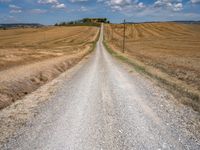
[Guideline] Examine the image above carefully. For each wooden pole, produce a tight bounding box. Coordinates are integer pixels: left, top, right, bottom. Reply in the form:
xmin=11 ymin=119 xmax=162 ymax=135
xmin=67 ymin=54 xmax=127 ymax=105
xmin=122 ymin=19 xmax=126 ymax=53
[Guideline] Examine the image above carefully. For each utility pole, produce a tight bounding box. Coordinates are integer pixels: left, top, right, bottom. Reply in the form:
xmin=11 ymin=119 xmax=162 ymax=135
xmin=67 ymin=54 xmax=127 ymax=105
xmin=44 ymin=30 xmax=46 ymax=41
xmin=131 ymin=24 xmax=134 ymax=38
xmin=111 ymin=24 xmax=115 ymax=42
xmin=111 ymin=24 xmax=113 ymax=41
xmin=122 ymin=19 xmax=126 ymax=53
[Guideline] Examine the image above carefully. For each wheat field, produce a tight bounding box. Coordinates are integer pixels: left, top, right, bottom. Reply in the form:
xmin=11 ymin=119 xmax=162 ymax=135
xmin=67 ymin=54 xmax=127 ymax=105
xmin=104 ymin=23 xmax=200 ymax=92
xmin=0 ymin=26 xmax=98 ymax=71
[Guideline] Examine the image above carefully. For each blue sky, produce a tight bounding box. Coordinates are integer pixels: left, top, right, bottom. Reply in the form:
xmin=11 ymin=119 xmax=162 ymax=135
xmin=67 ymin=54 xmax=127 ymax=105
xmin=0 ymin=0 xmax=200 ymax=24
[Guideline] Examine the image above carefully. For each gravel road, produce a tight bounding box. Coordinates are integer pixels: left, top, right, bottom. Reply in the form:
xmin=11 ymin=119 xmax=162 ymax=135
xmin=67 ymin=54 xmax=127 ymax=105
xmin=2 ymin=25 xmax=200 ymax=150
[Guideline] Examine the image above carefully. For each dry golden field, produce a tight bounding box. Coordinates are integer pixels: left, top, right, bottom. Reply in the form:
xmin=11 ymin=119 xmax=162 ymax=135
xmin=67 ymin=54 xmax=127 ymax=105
xmin=104 ymin=23 xmax=200 ymax=104
xmin=0 ymin=26 xmax=98 ymax=71
xmin=0 ymin=26 xmax=99 ymax=109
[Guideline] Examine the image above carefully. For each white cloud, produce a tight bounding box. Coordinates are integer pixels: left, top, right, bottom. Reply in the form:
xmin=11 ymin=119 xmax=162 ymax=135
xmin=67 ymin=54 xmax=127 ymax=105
xmin=138 ymin=2 xmax=145 ymax=8
xmin=9 ymin=4 xmax=21 ymax=9
xmin=173 ymin=3 xmax=183 ymax=11
xmin=106 ymin=0 xmax=132 ymax=7
xmin=154 ymin=0 xmax=183 ymax=12
xmin=69 ymin=0 xmax=88 ymax=2
xmin=98 ymin=0 xmax=188 ymax=21
xmin=136 ymin=7 xmax=200 ymax=22
xmin=0 ymin=0 xmax=11 ymax=2
xmin=38 ymin=0 xmax=66 ymax=9
xmin=102 ymin=0 xmax=146 ymax=12
xmin=78 ymin=6 xmax=88 ymax=11
xmin=111 ymin=5 xmax=122 ymax=11
xmin=52 ymin=3 xmax=65 ymax=8
xmin=9 ymin=4 xmax=22 ymax=13
xmin=38 ymin=0 xmax=58 ymax=4
xmin=10 ymin=9 xmax=22 ymax=13
xmin=191 ymin=0 xmax=200 ymax=4
xmin=30 ymin=9 xmax=47 ymax=14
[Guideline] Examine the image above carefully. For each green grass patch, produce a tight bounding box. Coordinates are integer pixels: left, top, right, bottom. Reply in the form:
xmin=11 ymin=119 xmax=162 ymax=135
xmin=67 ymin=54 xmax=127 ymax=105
xmin=103 ymin=41 xmax=146 ymax=74
xmin=103 ymin=40 xmax=200 ymax=112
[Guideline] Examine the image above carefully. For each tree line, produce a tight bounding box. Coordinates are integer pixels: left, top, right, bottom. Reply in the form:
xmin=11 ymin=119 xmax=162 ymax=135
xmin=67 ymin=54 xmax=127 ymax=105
xmin=55 ymin=18 xmax=110 ymax=27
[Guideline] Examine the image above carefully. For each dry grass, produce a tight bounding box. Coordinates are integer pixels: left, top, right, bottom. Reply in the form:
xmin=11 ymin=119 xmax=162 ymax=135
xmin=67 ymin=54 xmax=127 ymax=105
xmin=0 ymin=26 xmax=98 ymax=71
xmin=0 ymin=26 xmax=99 ymax=109
xmin=104 ymin=22 xmax=200 ymax=110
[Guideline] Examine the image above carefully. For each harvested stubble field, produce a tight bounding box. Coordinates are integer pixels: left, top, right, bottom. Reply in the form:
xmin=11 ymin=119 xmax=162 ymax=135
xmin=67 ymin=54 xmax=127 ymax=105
xmin=0 ymin=26 xmax=99 ymax=109
xmin=0 ymin=26 xmax=98 ymax=70
xmin=104 ymin=23 xmax=200 ymax=110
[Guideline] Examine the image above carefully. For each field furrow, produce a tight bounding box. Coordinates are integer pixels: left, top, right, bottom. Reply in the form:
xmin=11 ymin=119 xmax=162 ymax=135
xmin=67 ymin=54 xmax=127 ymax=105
xmin=104 ymin=22 xmax=200 ymax=111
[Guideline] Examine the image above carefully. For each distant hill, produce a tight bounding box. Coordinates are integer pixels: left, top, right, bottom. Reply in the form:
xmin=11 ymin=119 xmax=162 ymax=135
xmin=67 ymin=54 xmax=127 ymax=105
xmin=122 ymin=21 xmax=200 ymax=24
xmin=171 ymin=21 xmax=200 ymax=24
xmin=0 ymin=23 xmax=44 ymax=29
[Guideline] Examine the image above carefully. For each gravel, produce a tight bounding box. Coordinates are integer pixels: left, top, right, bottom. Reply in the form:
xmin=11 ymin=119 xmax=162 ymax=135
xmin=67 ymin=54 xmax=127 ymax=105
xmin=0 ymin=25 xmax=199 ymax=150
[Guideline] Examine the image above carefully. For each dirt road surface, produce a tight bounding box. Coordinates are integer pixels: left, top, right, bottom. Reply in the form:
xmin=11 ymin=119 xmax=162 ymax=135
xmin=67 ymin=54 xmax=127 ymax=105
xmin=1 ymin=25 xmax=200 ymax=150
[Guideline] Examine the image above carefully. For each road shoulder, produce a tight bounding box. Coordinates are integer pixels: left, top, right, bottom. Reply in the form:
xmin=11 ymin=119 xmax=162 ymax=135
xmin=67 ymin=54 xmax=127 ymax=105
xmin=0 ymin=53 xmax=93 ymax=147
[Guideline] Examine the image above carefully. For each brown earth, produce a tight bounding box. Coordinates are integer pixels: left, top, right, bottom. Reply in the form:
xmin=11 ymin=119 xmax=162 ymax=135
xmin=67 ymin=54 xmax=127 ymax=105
xmin=104 ymin=23 xmax=200 ymax=110
xmin=0 ymin=26 xmax=99 ymax=109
